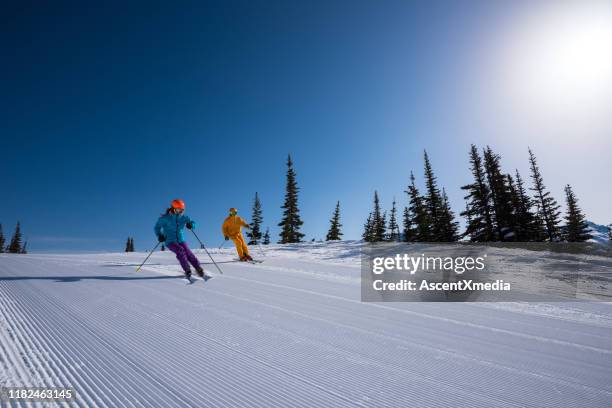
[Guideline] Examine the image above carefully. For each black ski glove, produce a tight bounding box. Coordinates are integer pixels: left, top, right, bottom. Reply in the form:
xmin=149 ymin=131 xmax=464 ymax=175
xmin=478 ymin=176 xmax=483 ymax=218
xmin=186 ymin=222 xmax=193 ymax=230
xmin=224 ymin=236 xmax=229 ymax=241
xmin=158 ymin=234 xmax=166 ymax=242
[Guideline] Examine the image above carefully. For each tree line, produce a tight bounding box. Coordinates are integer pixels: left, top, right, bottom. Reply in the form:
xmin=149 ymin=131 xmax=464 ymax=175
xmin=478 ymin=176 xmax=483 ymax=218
xmin=122 ymin=147 xmax=601 ymax=250
xmin=0 ymin=222 xmax=28 ymax=254
xmin=363 ymin=146 xmax=593 ymax=243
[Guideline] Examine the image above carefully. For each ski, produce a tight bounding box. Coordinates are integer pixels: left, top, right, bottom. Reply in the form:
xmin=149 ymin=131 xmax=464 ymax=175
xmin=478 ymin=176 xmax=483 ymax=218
xmin=233 ymin=258 xmax=264 ymax=264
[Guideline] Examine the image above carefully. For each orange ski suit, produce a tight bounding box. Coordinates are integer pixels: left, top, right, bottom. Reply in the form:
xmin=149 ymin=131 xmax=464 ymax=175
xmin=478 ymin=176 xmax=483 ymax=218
xmin=222 ymin=215 xmax=250 ymax=259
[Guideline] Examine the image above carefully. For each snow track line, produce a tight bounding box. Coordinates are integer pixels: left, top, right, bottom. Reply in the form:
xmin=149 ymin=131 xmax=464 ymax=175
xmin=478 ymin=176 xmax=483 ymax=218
xmin=214 ymin=270 xmax=612 ymax=376
xmin=12 ymin=258 xmax=356 ymax=408
xmin=222 ymin=271 xmax=612 ymax=355
xmin=2 ymin=253 xmax=611 ymax=407
xmin=106 ymin=291 xmax=490 ymax=407
xmin=89 ymin=268 xmax=610 ymax=406
xmin=0 ymin=307 xmax=34 ymax=408
xmin=0 ymin=264 xmax=195 ymax=408
xmin=0 ymin=291 xmax=77 ymax=408
xmin=77 ymin=281 xmax=509 ymax=408
xmin=2 ymin=275 xmax=218 ymax=407
xmin=0 ymin=281 xmax=148 ymax=408
xmin=24 ymin=259 xmax=501 ymax=407
xmin=47 ymin=262 xmax=360 ymax=408
xmin=0 ymin=281 xmax=105 ymax=408
xmin=43 ymin=279 xmax=364 ymax=407
xmin=227 ymin=261 xmax=612 ymax=343
xmin=50 ymin=258 xmax=612 ymax=404
xmin=202 ymin=284 xmax=612 ymax=401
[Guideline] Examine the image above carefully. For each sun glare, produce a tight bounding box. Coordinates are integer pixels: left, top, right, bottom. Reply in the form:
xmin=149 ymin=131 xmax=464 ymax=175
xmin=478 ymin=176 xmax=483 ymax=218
xmin=500 ymin=1 xmax=612 ymax=120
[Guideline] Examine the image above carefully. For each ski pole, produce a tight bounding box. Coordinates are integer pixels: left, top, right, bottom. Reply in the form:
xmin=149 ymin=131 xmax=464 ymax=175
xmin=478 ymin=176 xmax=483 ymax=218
xmin=135 ymin=241 xmax=161 ymax=272
xmin=191 ymin=230 xmax=223 ymax=275
xmin=218 ymin=240 xmax=226 ymax=250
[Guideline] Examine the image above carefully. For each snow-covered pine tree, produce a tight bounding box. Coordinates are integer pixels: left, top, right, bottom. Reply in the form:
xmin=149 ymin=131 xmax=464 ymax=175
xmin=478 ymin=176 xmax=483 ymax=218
xmin=463 ymin=202 xmax=472 ymax=230
xmin=387 ymin=199 xmax=400 ymax=242
xmin=423 ymin=151 xmax=444 ymax=240
xmin=247 ymin=192 xmax=263 ymax=245
xmin=402 ymin=206 xmax=416 ymax=242
xmin=379 ymin=211 xmax=388 ymax=242
xmin=325 ymin=201 xmax=343 ymax=241
xmin=437 ymin=189 xmax=459 ymax=241
xmin=278 ymin=155 xmax=305 ymax=243
xmin=0 ymin=224 xmax=5 ymax=253
xmin=528 ymin=148 xmax=561 ymax=241
xmin=7 ymin=222 xmax=22 ymax=254
xmin=405 ymin=172 xmax=430 ymax=241
xmin=507 ymin=171 xmax=540 ymax=241
xmin=362 ymin=212 xmax=374 ymax=242
xmin=460 ymin=145 xmax=494 ymax=242
xmin=483 ymin=146 xmax=515 ymax=241
xmin=263 ymin=228 xmax=271 ymax=245
xmin=367 ymin=191 xmax=386 ymax=242
xmin=563 ymin=185 xmax=591 ymax=242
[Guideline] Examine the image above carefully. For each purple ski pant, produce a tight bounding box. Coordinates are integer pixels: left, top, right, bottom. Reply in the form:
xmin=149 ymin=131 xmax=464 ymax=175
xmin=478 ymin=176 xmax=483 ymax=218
xmin=167 ymin=242 xmax=201 ymax=273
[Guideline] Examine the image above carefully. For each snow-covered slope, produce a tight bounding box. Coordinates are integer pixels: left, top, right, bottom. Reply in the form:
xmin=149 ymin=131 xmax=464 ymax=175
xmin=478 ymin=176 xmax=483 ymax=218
xmin=588 ymin=221 xmax=612 ymax=244
xmin=1 ymin=242 xmax=611 ymax=407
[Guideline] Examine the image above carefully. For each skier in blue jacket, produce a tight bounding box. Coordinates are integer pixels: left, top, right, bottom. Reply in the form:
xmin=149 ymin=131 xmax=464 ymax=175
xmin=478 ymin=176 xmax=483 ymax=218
xmin=154 ymin=199 xmax=210 ymax=281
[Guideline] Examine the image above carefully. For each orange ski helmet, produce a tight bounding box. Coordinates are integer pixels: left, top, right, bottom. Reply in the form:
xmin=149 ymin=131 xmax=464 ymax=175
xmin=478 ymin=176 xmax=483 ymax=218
xmin=171 ymin=199 xmax=186 ymax=210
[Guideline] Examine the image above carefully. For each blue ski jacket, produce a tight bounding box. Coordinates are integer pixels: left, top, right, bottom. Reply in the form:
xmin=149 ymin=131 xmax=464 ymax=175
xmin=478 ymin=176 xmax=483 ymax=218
xmin=154 ymin=213 xmax=196 ymax=245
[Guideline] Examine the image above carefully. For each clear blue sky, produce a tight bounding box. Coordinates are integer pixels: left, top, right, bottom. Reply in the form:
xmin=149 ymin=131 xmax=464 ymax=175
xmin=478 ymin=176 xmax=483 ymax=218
xmin=2 ymin=1 xmax=611 ymax=251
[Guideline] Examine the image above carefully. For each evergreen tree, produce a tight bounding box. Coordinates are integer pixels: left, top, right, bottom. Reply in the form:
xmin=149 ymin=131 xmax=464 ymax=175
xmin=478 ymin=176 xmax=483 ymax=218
xmin=7 ymin=222 xmax=22 ymax=254
xmin=460 ymin=145 xmax=494 ymax=242
xmin=463 ymin=202 xmax=472 ymax=229
xmin=262 ymin=228 xmax=271 ymax=245
xmin=402 ymin=206 xmax=416 ymax=242
xmin=563 ymin=185 xmax=592 ymax=242
xmin=423 ymin=151 xmax=444 ymax=240
xmin=438 ymin=189 xmax=459 ymax=241
xmin=379 ymin=211 xmax=388 ymax=242
xmin=161 ymin=244 xmax=165 ymax=251
xmin=507 ymin=171 xmax=540 ymax=241
xmin=325 ymin=201 xmax=343 ymax=241
xmin=0 ymin=224 xmax=5 ymax=253
xmin=21 ymin=241 xmax=28 ymax=254
xmin=369 ymin=191 xmax=386 ymax=242
xmin=362 ymin=212 xmax=374 ymax=242
xmin=278 ymin=155 xmax=305 ymax=243
xmin=528 ymin=148 xmax=562 ymax=241
xmin=363 ymin=191 xmax=386 ymax=242
xmin=483 ymin=146 xmax=515 ymax=240
xmin=405 ymin=172 xmax=430 ymax=241
xmin=130 ymin=238 xmax=135 ymax=252
xmin=247 ymin=192 xmax=264 ymax=245
xmin=608 ymin=226 xmax=612 ymax=242
xmin=387 ymin=199 xmax=400 ymax=241
xmin=125 ymin=237 xmax=131 ymax=252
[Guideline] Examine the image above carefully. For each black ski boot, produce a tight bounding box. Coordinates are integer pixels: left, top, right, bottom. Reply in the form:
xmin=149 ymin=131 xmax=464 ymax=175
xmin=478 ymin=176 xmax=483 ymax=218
xmin=195 ymin=266 xmax=204 ymax=277
xmin=196 ymin=266 xmax=212 ymax=281
xmin=183 ymin=270 xmax=193 ymax=284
